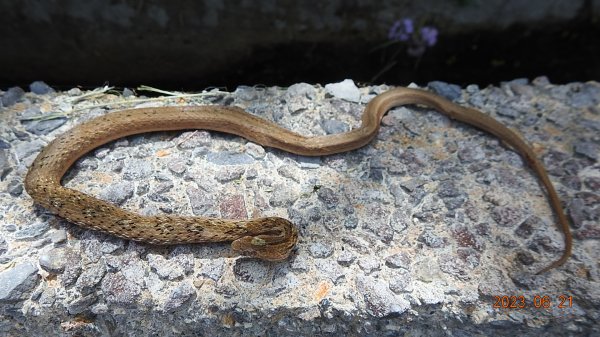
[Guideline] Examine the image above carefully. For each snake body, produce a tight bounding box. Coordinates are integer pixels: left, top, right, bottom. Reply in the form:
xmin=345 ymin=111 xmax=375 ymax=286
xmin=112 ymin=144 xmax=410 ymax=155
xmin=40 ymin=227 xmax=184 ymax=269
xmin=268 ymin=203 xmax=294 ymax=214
xmin=24 ymin=88 xmax=572 ymax=272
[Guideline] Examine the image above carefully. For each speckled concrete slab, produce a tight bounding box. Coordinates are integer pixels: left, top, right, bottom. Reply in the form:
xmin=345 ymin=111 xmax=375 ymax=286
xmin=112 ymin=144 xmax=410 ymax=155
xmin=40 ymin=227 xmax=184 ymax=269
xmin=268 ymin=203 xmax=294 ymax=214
xmin=0 ymin=79 xmax=598 ymax=336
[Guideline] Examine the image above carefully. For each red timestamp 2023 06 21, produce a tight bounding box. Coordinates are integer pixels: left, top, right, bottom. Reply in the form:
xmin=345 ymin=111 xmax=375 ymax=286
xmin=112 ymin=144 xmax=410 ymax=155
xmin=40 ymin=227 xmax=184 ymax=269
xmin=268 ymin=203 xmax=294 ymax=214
xmin=492 ymin=295 xmax=573 ymax=310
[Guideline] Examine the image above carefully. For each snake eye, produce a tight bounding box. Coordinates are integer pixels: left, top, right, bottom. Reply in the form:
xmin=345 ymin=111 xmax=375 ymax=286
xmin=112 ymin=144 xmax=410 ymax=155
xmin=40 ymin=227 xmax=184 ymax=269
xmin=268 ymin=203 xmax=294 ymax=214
xmin=251 ymin=237 xmax=267 ymax=246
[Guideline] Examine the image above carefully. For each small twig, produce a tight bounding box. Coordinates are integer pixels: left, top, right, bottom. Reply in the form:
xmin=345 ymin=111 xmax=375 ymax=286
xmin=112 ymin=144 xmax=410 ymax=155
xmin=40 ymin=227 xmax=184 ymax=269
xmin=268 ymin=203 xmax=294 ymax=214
xmin=19 ymin=113 xmax=68 ymax=122
xmin=137 ymin=85 xmax=183 ymax=96
xmin=65 ymin=90 xmax=231 ymax=115
xmin=67 ymin=85 xmax=114 ymax=104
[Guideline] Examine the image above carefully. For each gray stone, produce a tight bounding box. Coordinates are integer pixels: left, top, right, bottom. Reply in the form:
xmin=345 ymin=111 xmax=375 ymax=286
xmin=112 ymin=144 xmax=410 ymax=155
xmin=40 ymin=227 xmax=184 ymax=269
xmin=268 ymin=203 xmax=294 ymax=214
xmin=14 ymin=139 xmax=45 ymax=160
xmin=206 ymin=151 xmax=253 ymax=165
xmin=7 ymin=179 xmax=23 ymax=196
xmin=385 ymin=252 xmax=411 ymax=269
xmin=269 ymin=185 xmax=298 ymax=207
xmin=418 ymin=230 xmax=447 ymax=248
xmin=122 ymin=158 xmax=154 ymax=180
xmin=67 ymin=294 xmax=98 ymax=315
xmin=198 ymin=260 xmax=225 ymax=281
xmin=336 ymin=251 xmax=356 ymax=266
xmin=1 ymin=86 xmax=25 ymax=106
xmin=187 ymin=186 xmax=219 ymax=217
xmin=356 ymin=276 xmax=410 ymax=317
xmin=101 ymin=272 xmax=142 ymax=305
xmin=148 ymin=253 xmax=192 ymax=280
xmin=49 ymin=229 xmax=68 ymax=244
xmin=427 ymin=81 xmax=462 ymax=101
xmin=0 ymin=150 xmax=12 ymax=180
xmin=325 ymin=79 xmax=361 ymax=103
xmin=294 ymin=155 xmax=321 ymax=169
xmin=162 ymin=282 xmax=196 ymax=312
xmin=24 ymin=117 xmax=67 ymax=135
xmin=75 ymin=262 xmax=106 ymax=295
xmin=176 ymin=130 xmax=211 ymax=149
xmin=233 ymin=259 xmax=271 ymax=283
xmin=285 ymin=82 xmax=317 ymax=100
xmin=316 ymin=187 xmax=339 ymax=209
xmin=122 ymin=87 xmax=134 ymax=97
xmin=322 ymin=119 xmax=349 ymax=134
xmin=244 ymin=142 xmax=265 ymax=159
xmin=491 ymin=206 xmax=526 ymax=227
xmin=358 ymin=257 xmax=381 ymax=274
xmin=315 ymin=259 xmax=345 ymax=284
xmin=215 ymin=166 xmax=245 ymax=182
xmin=99 ymin=181 xmax=134 ymax=205
xmin=574 ymin=141 xmax=599 ymax=161
xmin=0 ymin=262 xmax=39 ymax=302
xmin=167 ymin=159 xmax=187 ymax=175
xmin=14 ymin=222 xmax=50 ymax=240
xmin=29 ymin=81 xmax=54 ymax=94
xmin=388 ymin=270 xmax=412 ymax=294
xmin=0 ymin=236 xmax=7 ymax=256
xmin=39 ymin=248 xmax=68 ymax=273
xmin=457 ymin=145 xmax=486 ymax=163
xmin=308 ymin=241 xmax=334 ymax=258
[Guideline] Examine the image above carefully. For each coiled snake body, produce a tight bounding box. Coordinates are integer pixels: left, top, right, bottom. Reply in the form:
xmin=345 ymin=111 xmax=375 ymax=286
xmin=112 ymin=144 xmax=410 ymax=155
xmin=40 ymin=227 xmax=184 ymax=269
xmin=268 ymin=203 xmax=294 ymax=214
xmin=24 ymin=88 xmax=572 ymax=272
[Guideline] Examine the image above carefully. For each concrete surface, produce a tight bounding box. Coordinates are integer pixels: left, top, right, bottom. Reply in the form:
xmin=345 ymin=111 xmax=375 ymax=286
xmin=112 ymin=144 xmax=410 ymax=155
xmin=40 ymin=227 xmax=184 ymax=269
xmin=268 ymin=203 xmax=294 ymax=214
xmin=0 ymin=79 xmax=598 ymax=336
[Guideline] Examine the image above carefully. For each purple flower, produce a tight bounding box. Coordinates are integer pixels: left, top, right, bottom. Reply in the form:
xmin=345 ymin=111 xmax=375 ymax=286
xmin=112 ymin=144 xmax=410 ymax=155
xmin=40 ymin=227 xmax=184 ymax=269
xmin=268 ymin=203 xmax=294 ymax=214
xmin=388 ymin=18 xmax=414 ymax=42
xmin=420 ymin=26 xmax=438 ymax=47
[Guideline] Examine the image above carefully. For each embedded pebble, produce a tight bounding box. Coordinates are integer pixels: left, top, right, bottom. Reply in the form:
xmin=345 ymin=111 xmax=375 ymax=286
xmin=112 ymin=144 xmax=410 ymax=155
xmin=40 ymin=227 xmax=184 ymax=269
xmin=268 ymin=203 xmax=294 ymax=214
xmin=269 ymin=186 xmax=298 ymax=207
xmin=385 ymin=252 xmax=411 ymax=269
xmin=219 ymin=194 xmax=246 ymax=219
xmin=573 ymin=141 xmax=599 ymax=161
xmin=336 ymin=251 xmax=356 ymax=266
xmin=1 ymin=86 xmax=25 ymax=106
xmin=427 ymin=81 xmax=461 ymax=101
xmin=358 ymin=257 xmax=381 ymax=274
xmin=67 ymin=294 xmax=98 ymax=315
xmin=233 ymin=259 xmax=270 ymax=283
xmin=0 ymin=237 xmax=7 ymax=256
xmin=14 ymin=222 xmax=50 ymax=240
xmin=322 ymin=119 xmax=349 ymax=134
xmin=418 ymin=231 xmax=448 ymax=248
xmin=0 ymin=150 xmax=12 ymax=179
xmin=308 ymin=241 xmax=334 ymax=258
xmin=315 ymin=259 xmax=345 ymax=284
xmin=206 ymin=151 xmax=254 ymax=165
xmin=162 ymin=282 xmax=196 ymax=312
xmin=75 ymin=263 xmax=107 ymax=295
xmin=122 ymin=158 xmax=154 ymax=180
xmin=325 ymin=79 xmax=361 ymax=103
xmin=29 ymin=81 xmax=54 ymax=94
xmin=167 ymin=159 xmax=187 ymax=175
xmin=285 ymin=82 xmax=317 ymax=100
xmin=356 ymin=276 xmax=410 ymax=317
xmin=198 ymin=260 xmax=225 ymax=281
xmin=244 ymin=142 xmax=265 ymax=159
xmin=99 ymin=181 xmax=134 ymax=204
xmin=148 ymin=253 xmax=193 ymax=280
xmin=7 ymin=180 xmax=23 ymax=196
xmin=23 ymin=117 xmax=67 ymax=135
xmin=316 ymin=187 xmax=339 ymax=208
xmin=0 ymin=262 xmax=39 ymax=302
xmin=101 ymin=272 xmax=142 ymax=305
xmin=39 ymin=248 xmax=68 ymax=273
xmin=215 ymin=167 xmax=245 ymax=182
xmin=491 ymin=206 xmax=526 ymax=227
xmin=388 ymin=270 xmax=412 ymax=294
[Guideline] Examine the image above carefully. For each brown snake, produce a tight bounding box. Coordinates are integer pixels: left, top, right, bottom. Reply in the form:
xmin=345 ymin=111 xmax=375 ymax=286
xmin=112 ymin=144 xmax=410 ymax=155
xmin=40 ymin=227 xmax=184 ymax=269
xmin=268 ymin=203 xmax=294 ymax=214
xmin=24 ymin=87 xmax=572 ymax=273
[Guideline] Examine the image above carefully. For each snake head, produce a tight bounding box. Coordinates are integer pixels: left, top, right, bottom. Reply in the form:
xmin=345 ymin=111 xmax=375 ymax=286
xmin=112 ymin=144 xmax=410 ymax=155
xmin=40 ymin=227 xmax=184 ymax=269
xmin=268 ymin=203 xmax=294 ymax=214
xmin=231 ymin=217 xmax=299 ymax=262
